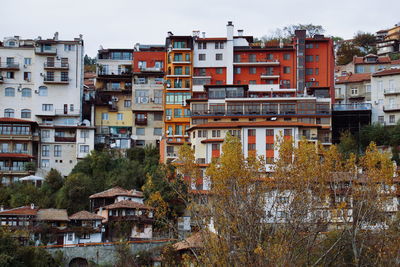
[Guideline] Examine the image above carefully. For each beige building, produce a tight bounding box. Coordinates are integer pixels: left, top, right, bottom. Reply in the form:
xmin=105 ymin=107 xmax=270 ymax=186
xmin=335 ymin=73 xmax=371 ymax=104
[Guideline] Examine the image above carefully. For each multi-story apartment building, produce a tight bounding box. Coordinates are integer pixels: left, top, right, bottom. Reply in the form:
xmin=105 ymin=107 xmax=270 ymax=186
xmin=95 ymin=48 xmax=133 ymax=149
xmin=335 ymin=73 xmax=371 ymax=104
xmin=376 ymin=23 xmax=400 ymax=56
xmin=0 ymin=34 xmax=94 ymax=177
xmin=371 ymin=68 xmax=400 ymax=125
xmin=132 ymin=44 xmax=165 ymax=148
xmin=160 ymin=22 xmax=335 ymax=183
xmin=161 ymin=35 xmax=193 ymax=162
xmin=336 ymin=54 xmax=392 ymax=77
xmin=0 ymin=118 xmax=39 ymax=184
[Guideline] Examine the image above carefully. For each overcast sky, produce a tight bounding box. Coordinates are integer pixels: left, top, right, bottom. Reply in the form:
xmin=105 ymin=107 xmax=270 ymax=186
xmin=3 ymin=0 xmax=400 ymax=57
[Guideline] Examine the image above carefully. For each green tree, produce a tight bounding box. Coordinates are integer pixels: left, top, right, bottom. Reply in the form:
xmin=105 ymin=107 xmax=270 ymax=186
xmin=353 ymin=31 xmax=377 ymax=54
xmin=338 ymin=131 xmax=359 ymax=158
xmin=40 ymin=169 xmax=64 ymax=208
xmin=336 ymin=42 xmax=365 ymax=65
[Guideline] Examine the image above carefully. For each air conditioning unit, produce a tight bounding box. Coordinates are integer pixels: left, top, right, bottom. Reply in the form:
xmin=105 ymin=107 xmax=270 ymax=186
xmin=182 ymin=101 xmax=187 ymax=107
xmin=112 ymin=96 xmax=119 ymax=102
xmin=310 ymin=78 xmax=316 ymax=82
xmin=23 ymin=64 xmax=27 ymax=68
xmin=166 ymin=116 xmax=171 ymax=121
xmin=141 ymin=97 xmax=149 ymax=103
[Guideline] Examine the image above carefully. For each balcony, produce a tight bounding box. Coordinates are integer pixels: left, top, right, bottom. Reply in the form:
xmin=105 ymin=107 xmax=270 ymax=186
xmin=135 ymin=118 xmax=147 ymax=126
xmin=233 ymin=59 xmax=280 ymax=66
xmin=55 ymin=136 xmax=76 ymax=142
xmin=44 ymin=76 xmax=69 ymax=84
xmin=0 ymin=166 xmax=29 ymax=173
xmin=44 ymin=62 xmax=69 ymax=70
xmin=35 ymin=47 xmax=57 ymax=55
xmin=55 ymin=109 xmax=80 ymax=117
xmin=384 ymin=88 xmax=400 ymax=95
xmin=0 ymin=76 xmax=3 ymax=83
xmin=172 ymin=60 xmax=191 ymax=64
xmin=0 ymin=150 xmax=31 ymax=154
xmin=332 ymin=103 xmax=372 ymax=111
xmin=140 ymin=67 xmax=163 ymax=72
xmin=260 ymin=72 xmax=279 ymax=79
xmin=97 ymin=69 xmax=132 ymax=77
xmin=383 ymin=105 xmax=400 ymax=112
xmin=335 ymin=94 xmax=345 ymax=100
xmin=0 ymin=62 xmax=20 ymax=70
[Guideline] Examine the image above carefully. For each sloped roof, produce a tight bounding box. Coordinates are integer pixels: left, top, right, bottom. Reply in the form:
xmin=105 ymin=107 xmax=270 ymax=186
xmin=372 ymin=68 xmax=400 ymax=77
xmin=353 ymin=55 xmax=391 ymax=64
xmin=0 ymin=153 xmax=34 ymax=158
xmin=37 ymin=209 xmax=69 ymax=221
xmin=89 ymin=186 xmax=144 ymax=199
xmin=0 ymin=206 xmax=38 ymax=216
xmin=69 ymin=210 xmax=104 ymax=220
xmin=189 ymin=121 xmax=321 ymax=131
xmin=0 ymin=117 xmax=37 ymax=124
xmin=335 ymin=73 xmax=371 ymax=84
xmin=173 ymin=232 xmax=205 ymax=251
xmin=102 ymin=200 xmax=154 ymax=210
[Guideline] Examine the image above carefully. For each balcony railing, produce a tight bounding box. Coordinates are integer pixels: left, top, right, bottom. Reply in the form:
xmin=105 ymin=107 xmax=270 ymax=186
xmin=0 ymin=150 xmax=30 ymax=154
xmin=44 ymin=76 xmax=69 ymax=84
xmin=384 ymin=88 xmax=400 ymax=95
xmin=332 ymin=103 xmax=372 ymax=111
xmin=54 ymin=136 xmax=76 ymax=142
xmin=0 ymin=166 xmax=28 ymax=172
xmin=234 ymin=58 xmax=280 ymax=65
xmin=98 ymin=69 xmax=132 ymax=76
xmin=0 ymin=62 xmax=20 ymax=70
xmin=35 ymin=47 xmax=57 ymax=55
xmin=140 ymin=67 xmax=163 ymax=72
xmin=383 ymin=105 xmax=400 ymax=112
xmin=135 ymin=118 xmax=147 ymax=126
xmin=55 ymin=109 xmax=80 ymax=116
xmin=44 ymin=62 xmax=69 ymax=69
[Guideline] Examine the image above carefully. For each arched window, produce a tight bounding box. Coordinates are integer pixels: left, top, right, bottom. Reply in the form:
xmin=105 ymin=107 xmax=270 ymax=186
xmin=5 ymin=87 xmax=15 ymax=97
xmin=21 ymin=109 xmax=31 ymax=118
xmin=4 ymin=108 xmax=14 ymax=118
xmin=21 ymin=88 xmax=32 ymax=97
xmin=38 ymin=86 xmax=48 ymax=96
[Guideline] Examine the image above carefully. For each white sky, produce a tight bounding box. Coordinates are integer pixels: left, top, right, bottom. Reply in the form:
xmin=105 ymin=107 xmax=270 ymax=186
xmin=3 ymin=0 xmax=400 ymax=57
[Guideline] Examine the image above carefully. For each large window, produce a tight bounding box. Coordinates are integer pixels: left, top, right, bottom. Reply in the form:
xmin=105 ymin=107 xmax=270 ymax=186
xmin=135 ymin=90 xmax=149 ymax=103
xmin=5 ymin=87 xmax=15 ymax=97
xmin=42 ymin=145 xmax=50 ymax=157
xmin=4 ymin=109 xmax=14 ymax=118
xmin=54 ymin=145 xmax=61 ymax=157
xmin=136 ymin=128 xmax=145 ymax=135
xmin=80 ymin=145 xmax=89 ymax=153
xmin=21 ymin=109 xmax=31 ymax=118
xmin=165 ymin=92 xmax=191 ymax=105
xmin=174 ymin=109 xmax=182 ymax=118
xmin=153 ymin=128 xmax=162 ymax=136
xmin=101 ymin=113 xmax=109 ymax=120
xmin=173 ymin=41 xmax=187 ymax=49
xmin=38 ymin=86 xmax=48 ymax=96
xmin=21 ymin=88 xmax=32 ymax=97
xmin=199 ymin=54 xmax=206 ymax=61
xmin=42 ymin=104 xmax=53 ymax=111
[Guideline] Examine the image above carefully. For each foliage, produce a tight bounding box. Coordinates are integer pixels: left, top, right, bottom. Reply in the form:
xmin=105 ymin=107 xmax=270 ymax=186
xmin=353 ymin=31 xmax=377 ymax=54
xmin=24 ymin=162 xmax=36 ymax=172
xmin=261 ymin=23 xmax=325 ymax=42
xmin=336 ymin=42 xmax=365 ymax=65
xmin=0 ymin=228 xmax=63 ymax=267
xmin=114 ymin=242 xmax=135 ymax=267
xmin=338 ymin=131 xmax=359 ymax=158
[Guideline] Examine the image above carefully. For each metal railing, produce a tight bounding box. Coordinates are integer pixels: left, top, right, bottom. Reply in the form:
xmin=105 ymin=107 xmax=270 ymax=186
xmin=332 ymin=103 xmax=372 ymax=111
xmin=384 ymin=88 xmax=400 ymax=95
xmin=54 ymin=109 xmax=80 ymax=116
xmin=0 ymin=150 xmax=30 ymax=154
xmin=0 ymin=166 xmax=28 ymax=171
xmin=44 ymin=76 xmax=69 ymax=83
xmin=0 ymin=62 xmax=20 ymax=69
xmin=35 ymin=47 xmax=57 ymax=54
xmin=44 ymin=62 xmax=69 ymax=69
xmin=384 ymin=104 xmax=400 ymax=111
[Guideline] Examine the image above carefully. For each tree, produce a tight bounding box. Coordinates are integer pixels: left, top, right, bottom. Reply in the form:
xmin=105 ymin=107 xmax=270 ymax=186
xmin=353 ymin=32 xmax=377 ymax=54
xmin=40 ymin=169 xmax=64 ymax=208
xmin=262 ymin=24 xmax=326 ymax=43
xmin=336 ymin=42 xmax=365 ymax=65
xmin=338 ymin=131 xmax=359 ymax=158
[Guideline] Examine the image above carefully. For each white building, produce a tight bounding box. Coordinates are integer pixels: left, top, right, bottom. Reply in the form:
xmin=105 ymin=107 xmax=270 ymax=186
xmin=64 ymin=210 xmax=104 ymax=245
xmin=371 ymin=68 xmax=400 ymax=125
xmin=0 ymin=33 xmax=95 ymax=177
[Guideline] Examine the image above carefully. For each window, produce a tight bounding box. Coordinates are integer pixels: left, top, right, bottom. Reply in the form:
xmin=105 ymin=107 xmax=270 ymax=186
xmin=5 ymin=87 xmax=15 ymax=97
xmin=136 ymin=128 xmax=145 ymax=135
xmin=124 ymin=100 xmax=131 ymax=107
xmin=138 ymin=61 xmax=147 ymax=69
xmin=390 ymin=115 xmax=395 ymax=124
xmin=80 ymin=130 xmax=89 ymax=138
xmin=80 ymin=145 xmax=89 ymax=153
xmin=174 ymin=109 xmax=182 ymax=118
xmin=174 ymin=66 xmax=182 ymax=75
xmin=198 ymin=42 xmax=206 ymax=49
xmin=21 ymin=109 xmax=31 ymax=118
xmin=212 ymin=144 xmax=220 ymax=151
xmin=24 ymin=72 xmax=31 ymax=81
xmin=249 ymin=67 xmax=256 ymax=74
xmin=165 ymin=109 xmax=172 ymax=117
xmin=102 ymin=112 xmax=109 ymax=120
xmin=283 ymin=54 xmax=290 ymax=60
xmin=215 ymin=42 xmax=224 ymax=49
xmin=41 ymin=130 xmax=50 ymax=138
xmin=266 ymin=143 xmax=274 ymax=150
xmin=175 ymin=125 xmax=183 ymax=135
xmin=316 ymin=55 xmax=319 ymax=62
xmin=135 ymin=90 xmax=149 ymax=103
xmin=21 ymin=88 xmax=32 ymax=97
xmin=24 ymin=58 xmax=32 ymax=65
xmin=42 ymin=145 xmax=50 ymax=157
xmin=305 ymin=55 xmax=314 ymax=62
xmin=61 ymin=72 xmax=68 ymax=82
xmin=283 ymin=67 xmax=291 ymax=74
xmin=199 ymin=54 xmax=206 ymax=61
xmin=117 ymin=113 xmax=123 ymax=121
xmin=154 ymin=128 xmax=162 ymax=136
xmin=64 ymin=44 xmax=75 ymax=51
xmin=4 ymin=109 xmax=14 ymax=118
xmin=234 ymin=67 xmax=241 ymax=74
xmin=306 ymin=43 xmax=314 ymax=49
xmin=216 ymin=68 xmax=223 ymax=74
xmin=54 ymin=145 xmax=61 ymax=157
xmin=315 ymin=68 xmax=319 ymax=75
xmin=248 ymin=129 xmax=256 ymax=136
xmin=355 ymin=65 xmax=364 ymax=73
xmin=365 ymin=84 xmax=371 ymax=93
xmin=212 ymin=130 xmax=221 ymax=137
xmin=41 ymin=159 xmax=50 ymax=168
xmin=234 ymin=54 xmax=241 ymax=62
xmin=38 ymin=86 xmax=48 ymax=96
xmin=284 ymin=129 xmax=292 ymax=136
xmin=378 ymin=116 xmax=384 ymax=124
xmin=351 ymin=88 xmax=358 ymax=95
xmin=306 ymin=68 xmax=313 ymax=75
xmin=6 ymin=72 xmax=14 ymax=79
xmin=42 ymin=104 xmax=53 ymax=111
xmin=266 ymin=129 xmax=274 ymax=136
xmin=185 ymin=66 xmax=190 ymax=75
xmin=216 ymin=54 xmax=223 ymax=60
xmin=248 ymin=143 xmax=256 ymax=150
xmin=153 ymin=112 xmax=163 ymax=121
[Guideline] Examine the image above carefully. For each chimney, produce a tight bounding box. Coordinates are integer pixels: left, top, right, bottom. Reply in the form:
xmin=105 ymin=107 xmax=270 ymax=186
xmin=134 ymin=43 xmax=140 ymax=51
xmin=237 ymin=30 xmax=243 ymax=37
xmin=227 ymin=21 xmax=234 ymax=40
xmin=53 ymin=32 xmax=59 ymax=41
xmin=167 ymin=31 xmax=173 ymax=37
xmin=202 ymin=32 xmax=206 ymax=38
xmin=30 ymin=203 xmax=35 ymax=209
xmin=192 ymin=30 xmax=200 ymax=37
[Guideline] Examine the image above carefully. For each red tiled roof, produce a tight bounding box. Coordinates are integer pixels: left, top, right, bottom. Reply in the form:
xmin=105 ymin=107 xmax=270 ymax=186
xmin=189 ymin=121 xmax=321 ymax=131
xmin=173 ymin=232 xmax=205 ymax=251
xmin=89 ymin=186 xmax=143 ymax=199
xmin=84 ymin=72 xmax=96 ymax=79
xmin=0 ymin=117 xmax=37 ymax=124
xmin=335 ymin=73 xmax=371 ymax=84
xmin=103 ymin=200 xmax=154 ymax=210
xmin=391 ymin=59 xmax=400 ymax=65
xmin=69 ymin=210 xmax=104 ymax=220
xmin=0 ymin=206 xmax=38 ymax=216
xmin=0 ymin=153 xmax=34 ymax=158
xmin=37 ymin=209 xmax=69 ymax=221
xmin=353 ymin=55 xmax=391 ymax=64
xmin=372 ymin=68 xmax=400 ymax=77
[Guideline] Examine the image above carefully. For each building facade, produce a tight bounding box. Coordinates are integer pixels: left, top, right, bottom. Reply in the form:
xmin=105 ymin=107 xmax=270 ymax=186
xmin=0 ymin=34 xmax=94 ymax=177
